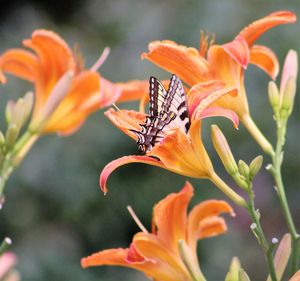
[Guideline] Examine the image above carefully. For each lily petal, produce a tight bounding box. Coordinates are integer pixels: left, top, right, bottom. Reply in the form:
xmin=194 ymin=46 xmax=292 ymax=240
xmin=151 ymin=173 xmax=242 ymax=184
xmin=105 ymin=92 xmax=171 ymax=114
xmin=208 ymin=45 xmax=243 ymax=87
xmin=132 ymin=232 xmax=190 ymax=280
xmin=0 ymin=49 xmax=39 ymax=83
xmin=197 ymin=106 xmax=239 ymax=128
xmin=153 ymin=182 xmax=193 ymax=255
xmin=250 ymin=45 xmax=279 ymax=80
xmin=23 ymin=29 xmax=75 ymax=83
xmin=142 ymin=40 xmax=211 ymax=86
xmin=115 ymin=79 xmax=149 ymax=103
xmin=105 ymin=108 xmax=146 ymax=140
xmin=99 ymin=155 xmax=166 ymax=194
xmin=98 ymin=77 xmax=122 ymax=107
xmin=81 ymin=248 xmax=128 ymax=268
xmin=198 ymin=216 xmax=227 ymax=239
xmin=126 ymin=242 xmax=152 ymax=264
xmin=187 ymin=80 xmax=226 ymax=116
xmin=221 ymin=36 xmax=250 ymax=69
xmin=148 ymin=126 xmax=213 ymax=178
xmin=187 ymin=200 xmax=234 ymax=251
xmin=239 ymin=11 xmax=297 ymax=46
xmin=191 ymin=84 xmax=238 ymax=120
xmin=43 ymin=71 xmax=100 ymax=134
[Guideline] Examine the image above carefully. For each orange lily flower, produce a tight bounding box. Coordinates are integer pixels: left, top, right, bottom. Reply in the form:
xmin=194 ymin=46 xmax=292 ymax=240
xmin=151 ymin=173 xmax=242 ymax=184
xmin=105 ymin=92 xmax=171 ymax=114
xmin=82 ymin=182 xmax=235 ymax=281
xmin=141 ymin=11 xmax=296 ymax=155
xmin=0 ymin=30 xmax=146 ymax=135
xmin=100 ymin=80 xmax=246 ymax=207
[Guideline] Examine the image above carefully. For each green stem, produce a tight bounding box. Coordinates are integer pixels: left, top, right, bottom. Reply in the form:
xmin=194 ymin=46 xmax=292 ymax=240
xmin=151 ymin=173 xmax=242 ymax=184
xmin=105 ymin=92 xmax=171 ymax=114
xmin=242 ymin=114 xmax=274 ymax=157
xmin=0 ymin=130 xmax=38 ymax=196
xmin=270 ymin=119 xmax=300 ymax=274
xmin=247 ymin=187 xmax=278 ymax=281
xmin=210 ymin=172 xmax=247 ymax=208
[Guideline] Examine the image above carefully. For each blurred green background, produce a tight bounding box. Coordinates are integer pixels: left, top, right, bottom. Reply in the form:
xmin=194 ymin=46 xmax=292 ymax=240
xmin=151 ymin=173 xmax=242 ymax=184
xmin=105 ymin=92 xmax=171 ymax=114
xmin=0 ymin=0 xmax=299 ymax=280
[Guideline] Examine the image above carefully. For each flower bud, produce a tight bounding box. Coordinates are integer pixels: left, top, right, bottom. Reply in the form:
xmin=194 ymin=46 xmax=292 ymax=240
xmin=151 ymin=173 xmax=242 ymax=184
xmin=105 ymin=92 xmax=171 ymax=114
xmin=266 ymin=234 xmax=291 ymax=281
xmin=249 ymin=155 xmax=263 ymax=179
xmin=268 ymin=81 xmax=279 ymax=111
xmin=0 ymin=131 xmax=5 ymax=147
xmin=5 ymin=101 xmax=14 ymax=125
xmin=5 ymin=125 xmax=19 ymax=148
xmin=279 ymin=50 xmax=298 ymax=119
xmin=238 ymin=160 xmax=249 ymax=179
xmin=225 ymin=257 xmax=241 ymax=281
xmin=280 ymin=76 xmax=297 ymax=118
xmin=239 ymin=269 xmax=251 ymax=281
xmin=22 ymin=92 xmax=34 ymax=122
xmin=211 ymin=125 xmax=238 ymax=176
xmin=5 ymin=92 xmax=34 ymax=131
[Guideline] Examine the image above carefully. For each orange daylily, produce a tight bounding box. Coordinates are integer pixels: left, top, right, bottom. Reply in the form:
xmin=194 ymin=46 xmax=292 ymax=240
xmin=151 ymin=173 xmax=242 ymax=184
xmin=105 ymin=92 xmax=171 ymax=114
xmin=0 ymin=30 xmax=146 ymax=135
xmin=82 ymin=182 xmax=234 ymax=281
xmin=141 ymin=11 xmax=296 ymax=154
xmin=100 ymin=79 xmax=246 ymax=207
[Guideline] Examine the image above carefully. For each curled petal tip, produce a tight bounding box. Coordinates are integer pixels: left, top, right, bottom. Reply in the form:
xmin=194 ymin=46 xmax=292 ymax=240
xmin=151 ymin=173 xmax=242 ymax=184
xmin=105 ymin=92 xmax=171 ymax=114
xmin=99 ymin=155 xmax=165 ymax=195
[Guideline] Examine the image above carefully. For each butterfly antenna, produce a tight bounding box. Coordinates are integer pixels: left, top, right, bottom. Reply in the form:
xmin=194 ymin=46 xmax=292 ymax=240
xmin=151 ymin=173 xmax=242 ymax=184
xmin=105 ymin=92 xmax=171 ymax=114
xmin=127 ymin=205 xmax=149 ymax=233
xmin=112 ymin=103 xmax=121 ymax=111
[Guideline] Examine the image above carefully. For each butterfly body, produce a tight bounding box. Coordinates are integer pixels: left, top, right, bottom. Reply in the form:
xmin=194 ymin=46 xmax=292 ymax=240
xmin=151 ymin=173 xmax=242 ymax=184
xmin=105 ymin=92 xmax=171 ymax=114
xmin=132 ymin=75 xmax=190 ymax=154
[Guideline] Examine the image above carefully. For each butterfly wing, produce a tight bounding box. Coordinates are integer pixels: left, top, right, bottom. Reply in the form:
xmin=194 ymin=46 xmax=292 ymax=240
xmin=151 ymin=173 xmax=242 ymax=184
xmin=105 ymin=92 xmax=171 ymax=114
xmin=149 ymin=76 xmax=167 ymax=117
xmin=132 ymin=75 xmax=190 ymax=154
xmin=163 ymin=74 xmax=190 ymax=133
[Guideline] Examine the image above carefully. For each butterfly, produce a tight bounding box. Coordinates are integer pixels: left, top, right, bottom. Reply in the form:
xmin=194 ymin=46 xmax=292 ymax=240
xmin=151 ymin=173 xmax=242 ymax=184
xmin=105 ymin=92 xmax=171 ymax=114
xmin=131 ymin=74 xmax=190 ymax=154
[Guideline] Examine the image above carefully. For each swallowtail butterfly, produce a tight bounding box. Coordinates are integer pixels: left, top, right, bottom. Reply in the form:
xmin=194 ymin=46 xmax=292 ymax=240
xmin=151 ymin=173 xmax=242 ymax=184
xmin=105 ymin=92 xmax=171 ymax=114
xmin=131 ymin=74 xmax=190 ymax=154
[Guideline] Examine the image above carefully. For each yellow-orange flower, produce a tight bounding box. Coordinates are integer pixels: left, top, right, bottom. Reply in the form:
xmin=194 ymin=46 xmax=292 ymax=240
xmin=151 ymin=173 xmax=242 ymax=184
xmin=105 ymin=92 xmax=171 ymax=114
xmin=100 ymin=80 xmax=246 ymax=207
xmin=141 ymin=11 xmax=296 ymax=154
xmin=0 ymin=30 xmax=146 ymax=135
xmin=82 ymin=182 xmax=234 ymax=281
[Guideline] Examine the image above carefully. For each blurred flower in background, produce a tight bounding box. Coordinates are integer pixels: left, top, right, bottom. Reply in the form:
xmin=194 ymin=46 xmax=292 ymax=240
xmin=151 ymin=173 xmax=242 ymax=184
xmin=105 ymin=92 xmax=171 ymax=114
xmin=0 ymin=252 xmax=20 ymax=281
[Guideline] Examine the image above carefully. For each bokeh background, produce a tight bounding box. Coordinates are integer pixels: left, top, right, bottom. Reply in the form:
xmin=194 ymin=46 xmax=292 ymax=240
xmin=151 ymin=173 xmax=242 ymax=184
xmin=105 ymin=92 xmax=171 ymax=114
xmin=0 ymin=0 xmax=299 ymax=280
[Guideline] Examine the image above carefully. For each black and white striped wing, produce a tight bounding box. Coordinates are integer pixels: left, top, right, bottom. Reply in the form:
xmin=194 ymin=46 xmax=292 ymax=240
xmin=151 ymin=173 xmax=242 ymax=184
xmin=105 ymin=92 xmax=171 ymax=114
xmin=131 ymin=75 xmax=190 ymax=154
xmin=163 ymin=75 xmax=190 ymax=133
xmin=149 ymin=76 xmax=167 ymax=117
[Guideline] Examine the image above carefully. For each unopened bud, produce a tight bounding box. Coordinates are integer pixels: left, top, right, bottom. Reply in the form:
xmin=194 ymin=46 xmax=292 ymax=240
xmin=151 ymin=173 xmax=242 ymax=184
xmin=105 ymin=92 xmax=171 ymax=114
xmin=239 ymin=269 xmax=251 ymax=281
xmin=23 ymin=92 xmax=34 ymax=122
xmin=280 ymin=76 xmax=297 ymax=118
xmin=249 ymin=155 xmax=263 ymax=179
xmin=0 ymin=131 xmax=5 ymax=146
xmin=266 ymin=234 xmax=291 ymax=281
xmin=5 ymin=124 xmax=19 ymax=148
xmin=225 ymin=257 xmax=241 ymax=281
xmin=211 ymin=125 xmax=238 ymax=176
xmin=238 ymin=160 xmax=249 ymax=179
xmin=5 ymin=101 xmax=14 ymax=125
xmin=268 ymin=81 xmax=279 ymax=111
xmin=5 ymin=92 xmax=34 ymax=132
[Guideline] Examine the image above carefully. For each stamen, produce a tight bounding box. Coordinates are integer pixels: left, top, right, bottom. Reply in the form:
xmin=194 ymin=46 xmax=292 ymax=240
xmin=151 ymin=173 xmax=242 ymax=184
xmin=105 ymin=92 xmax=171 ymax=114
xmin=90 ymin=47 xmax=110 ymax=72
xmin=112 ymin=103 xmax=121 ymax=111
xmin=127 ymin=205 xmax=148 ymax=233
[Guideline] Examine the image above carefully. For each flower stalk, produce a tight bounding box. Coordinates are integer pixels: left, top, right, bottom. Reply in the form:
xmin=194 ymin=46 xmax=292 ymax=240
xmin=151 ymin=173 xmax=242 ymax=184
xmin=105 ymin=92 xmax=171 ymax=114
xmin=246 ymin=183 xmax=278 ymax=281
xmin=241 ymin=114 xmax=274 ymax=157
xmin=210 ymin=172 xmax=247 ymax=208
xmin=268 ymin=117 xmax=300 ymax=275
xmin=0 ymin=130 xmax=38 ymax=196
